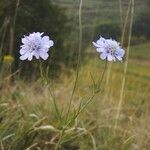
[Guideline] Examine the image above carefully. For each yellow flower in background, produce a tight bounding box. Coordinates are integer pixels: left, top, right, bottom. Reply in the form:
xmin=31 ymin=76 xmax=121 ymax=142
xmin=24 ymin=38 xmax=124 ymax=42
xmin=3 ymin=55 xmax=14 ymax=64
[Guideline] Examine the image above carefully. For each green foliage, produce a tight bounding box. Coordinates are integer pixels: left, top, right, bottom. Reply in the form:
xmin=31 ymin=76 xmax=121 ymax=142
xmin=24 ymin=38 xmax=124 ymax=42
xmin=0 ymin=42 xmax=150 ymax=149
xmin=0 ymin=0 xmax=16 ymax=19
xmin=0 ymin=0 xmax=70 ymax=77
xmin=133 ymin=12 xmax=150 ymax=39
xmin=94 ymin=23 xmax=121 ymax=40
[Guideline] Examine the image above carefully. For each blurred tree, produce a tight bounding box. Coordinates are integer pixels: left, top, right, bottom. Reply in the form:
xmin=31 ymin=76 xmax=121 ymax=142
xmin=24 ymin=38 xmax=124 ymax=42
xmin=133 ymin=12 xmax=150 ymax=39
xmin=94 ymin=23 xmax=121 ymax=40
xmin=0 ymin=0 xmax=70 ymax=78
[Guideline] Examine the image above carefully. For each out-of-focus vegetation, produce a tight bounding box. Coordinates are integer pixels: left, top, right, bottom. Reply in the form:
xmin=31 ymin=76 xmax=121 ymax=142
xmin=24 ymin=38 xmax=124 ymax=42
xmin=53 ymin=0 xmax=150 ymax=41
xmin=0 ymin=41 xmax=150 ymax=149
xmin=133 ymin=12 xmax=150 ymax=39
xmin=0 ymin=0 xmax=150 ymax=149
xmin=0 ymin=0 xmax=150 ymax=75
xmin=0 ymin=0 xmax=70 ymax=77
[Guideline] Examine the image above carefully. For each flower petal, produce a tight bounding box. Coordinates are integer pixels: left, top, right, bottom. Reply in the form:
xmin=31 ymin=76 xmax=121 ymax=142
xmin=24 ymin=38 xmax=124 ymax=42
xmin=28 ymin=54 xmax=33 ymax=61
xmin=116 ymin=55 xmax=122 ymax=61
xmin=42 ymin=36 xmax=54 ymax=48
xmin=20 ymin=53 xmax=30 ymax=60
xmin=20 ymin=48 xmax=27 ymax=55
xmin=96 ymin=47 xmax=106 ymax=53
xmin=33 ymin=51 xmax=40 ymax=59
xmin=39 ymin=52 xmax=49 ymax=60
xmin=107 ymin=54 xmax=114 ymax=61
xmin=117 ymin=48 xmax=125 ymax=57
xmin=20 ymin=32 xmax=53 ymax=61
xmin=93 ymin=36 xmax=125 ymax=62
xmin=22 ymin=37 xmax=29 ymax=45
xmin=97 ymin=37 xmax=105 ymax=45
xmin=100 ymin=53 xmax=107 ymax=60
xmin=92 ymin=42 xmax=100 ymax=47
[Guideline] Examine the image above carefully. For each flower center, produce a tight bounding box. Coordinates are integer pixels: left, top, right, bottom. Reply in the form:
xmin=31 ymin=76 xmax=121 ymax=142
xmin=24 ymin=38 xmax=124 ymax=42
xmin=106 ymin=46 xmax=116 ymax=55
xmin=29 ymin=41 xmax=41 ymax=52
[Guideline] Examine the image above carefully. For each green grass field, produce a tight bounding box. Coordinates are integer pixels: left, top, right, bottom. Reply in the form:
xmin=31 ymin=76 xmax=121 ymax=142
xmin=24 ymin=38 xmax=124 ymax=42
xmin=0 ymin=41 xmax=150 ymax=149
xmin=53 ymin=0 xmax=149 ymax=24
xmin=0 ymin=0 xmax=150 ymax=149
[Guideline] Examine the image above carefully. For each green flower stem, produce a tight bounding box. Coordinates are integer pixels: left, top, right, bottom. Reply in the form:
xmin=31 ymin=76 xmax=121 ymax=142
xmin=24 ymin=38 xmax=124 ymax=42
xmin=39 ymin=60 xmax=61 ymax=121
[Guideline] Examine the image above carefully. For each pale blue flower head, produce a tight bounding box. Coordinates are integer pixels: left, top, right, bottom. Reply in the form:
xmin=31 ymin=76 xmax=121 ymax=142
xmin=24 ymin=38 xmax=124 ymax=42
xmin=20 ymin=32 xmax=54 ymax=61
xmin=92 ymin=36 xmax=125 ymax=62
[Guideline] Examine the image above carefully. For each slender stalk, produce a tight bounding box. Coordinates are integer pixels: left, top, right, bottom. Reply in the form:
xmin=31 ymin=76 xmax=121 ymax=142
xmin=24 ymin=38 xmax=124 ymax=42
xmin=47 ymin=85 xmax=62 ymax=121
xmin=97 ymin=60 xmax=107 ymax=90
xmin=9 ymin=0 xmax=20 ymax=55
xmin=114 ymin=0 xmax=134 ymax=130
xmin=64 ymin=61 xmax=108 ymax=130
xmin=65 ymin=0 xmax=83 ymax=123
xmin=55 ymin=60 xmax=108 ymax=150
xmin=13 ymin=0 xmax=20 ymax=26
xmin=55 ymin=1 xmax=109 ymax=148
xmin=103 ymin=62 xmax=112 ymax=103
xmin=0 ymin=18 xmax=9 ymax=69
xmin=121 ymin=0 xmax=132 ymax=45
xmin=0 ymin=142 xmax=4 ymax=150
xmin=55 ymin=1 xmax=83 ymax=149
xmin=119 ymin=0 xmax=123 ymax=28
xmin=54 ymin=129 xmax=65 ymax=150
xmin=39 ymin=61 xmax=61 ymax=121
xmin=73 ymin=61 xmax=108 ymax=120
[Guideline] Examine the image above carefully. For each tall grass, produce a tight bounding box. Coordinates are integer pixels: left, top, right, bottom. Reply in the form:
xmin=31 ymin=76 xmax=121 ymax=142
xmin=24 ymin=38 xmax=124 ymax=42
xmin=115 ymin=0 xmax=135 ymax=130
xmin=0 ymin=0 xmax=150 ymax=150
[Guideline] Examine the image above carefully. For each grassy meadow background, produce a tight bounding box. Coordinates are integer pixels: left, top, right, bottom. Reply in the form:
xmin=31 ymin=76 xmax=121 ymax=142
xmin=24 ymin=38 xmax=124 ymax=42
xmin=0 ymin=0 xmax=150 ymax=149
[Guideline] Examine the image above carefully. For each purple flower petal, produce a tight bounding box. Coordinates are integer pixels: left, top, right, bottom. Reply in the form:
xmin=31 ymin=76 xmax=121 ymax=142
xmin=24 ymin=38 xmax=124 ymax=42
xmin=39 ymin=51 xmax=49 ymax=60
xmin=92 ymin=42 xmax=100 ymax=47
xmin=100 ymin=53 xmax=107 ymax=60
xmin=20 ymin=53 xmax=31 ymax=60
xmin=93 ymin=36 xmax=125 ymax=62
xmin=19 ymin=32 xmax=54 ymax=61
xmin=107 ymin=54 xmax=114 ymax=61
xmin=20 ymin=48 xmax=27 ymax=55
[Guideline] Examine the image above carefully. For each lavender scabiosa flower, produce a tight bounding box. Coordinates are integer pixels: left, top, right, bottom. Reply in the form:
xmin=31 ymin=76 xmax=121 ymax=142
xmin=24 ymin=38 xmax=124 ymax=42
xmin=20 ymin=32 xmax=54 ymax=61
xmin=93 ymin=36 xmax=125 ymax=62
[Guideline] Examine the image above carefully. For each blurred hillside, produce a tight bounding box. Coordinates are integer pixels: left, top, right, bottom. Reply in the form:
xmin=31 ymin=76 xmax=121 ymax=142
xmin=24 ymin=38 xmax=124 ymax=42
xmin=0 ymin=0 xmax=150 ymax=77
xmin=52 ymin=0 xmax=149 ymax=27
xmin=0 ymin=1 xmax=150 ymax=149
xmin=0 ymin=0 xmax=70 ymax=76
xmin=52 ymin=0 xmax=150 ymax=44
